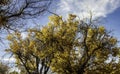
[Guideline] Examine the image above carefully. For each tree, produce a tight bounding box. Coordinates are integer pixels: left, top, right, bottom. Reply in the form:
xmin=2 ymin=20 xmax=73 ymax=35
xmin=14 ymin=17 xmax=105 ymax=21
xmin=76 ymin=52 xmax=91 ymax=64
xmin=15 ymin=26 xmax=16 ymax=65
xmin=0 ymin=62 xmax=9 ymax=74
xmin=6 ymin=14 xmax=120 ymax=74
xmin=0 ymin=0 xmax=52 ymax=30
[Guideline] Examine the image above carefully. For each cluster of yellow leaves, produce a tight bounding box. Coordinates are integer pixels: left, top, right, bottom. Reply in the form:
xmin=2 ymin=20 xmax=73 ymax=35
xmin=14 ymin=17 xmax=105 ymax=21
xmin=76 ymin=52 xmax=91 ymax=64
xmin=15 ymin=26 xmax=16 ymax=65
xmin=6 ymin=31 xmax=38 ymax=71
xmin=85 ymin=63 xmax=120 ymax=74
xmin=49 ymin=15 xmax=62 ymax=26
xmin=109 ymin=37 xmax=117 ymax=45
xmin=88 ymin=28 xmax=93 ymax=37
xmin=98 ymin=26 xmax=105 ymax=34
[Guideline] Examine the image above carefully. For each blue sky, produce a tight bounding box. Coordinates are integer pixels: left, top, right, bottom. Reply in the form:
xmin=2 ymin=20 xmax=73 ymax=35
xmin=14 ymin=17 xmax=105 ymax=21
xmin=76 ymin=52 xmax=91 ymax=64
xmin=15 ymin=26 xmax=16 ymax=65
xmin=56 ymin=0 xmax=120 ymax=43
xmin=0 ymin=0 xmax=120 ymax=65
xmin=104 ymin=7 xmax=120 ymax=41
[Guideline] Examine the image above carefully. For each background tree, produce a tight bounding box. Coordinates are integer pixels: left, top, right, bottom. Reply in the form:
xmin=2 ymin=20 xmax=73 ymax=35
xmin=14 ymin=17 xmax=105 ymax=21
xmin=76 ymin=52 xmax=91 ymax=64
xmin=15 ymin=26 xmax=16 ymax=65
xmin=0 ymin=0 xmax=52 ymax=30
xmin=6 ymin=14 xmax=120 ymax=74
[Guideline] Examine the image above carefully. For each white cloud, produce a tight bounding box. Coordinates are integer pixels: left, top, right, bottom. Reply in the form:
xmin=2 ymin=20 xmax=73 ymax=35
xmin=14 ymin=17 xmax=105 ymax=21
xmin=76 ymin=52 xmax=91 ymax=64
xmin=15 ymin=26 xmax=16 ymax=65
xmin=3 ymin=58 xmax=15 ymax=62
xmin=57 ymin=0 xmax=120 ymax=19
xmin=0 ymin=57 xmax=15 ymax=62
xmin=21 ymin=32 xmax=28 ymax=39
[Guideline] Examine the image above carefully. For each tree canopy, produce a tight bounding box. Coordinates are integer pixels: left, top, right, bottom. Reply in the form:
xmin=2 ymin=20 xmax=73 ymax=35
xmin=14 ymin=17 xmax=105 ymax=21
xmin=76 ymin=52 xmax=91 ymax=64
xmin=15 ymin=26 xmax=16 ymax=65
xmin=6 ymin=14 xmax=120 ymax=74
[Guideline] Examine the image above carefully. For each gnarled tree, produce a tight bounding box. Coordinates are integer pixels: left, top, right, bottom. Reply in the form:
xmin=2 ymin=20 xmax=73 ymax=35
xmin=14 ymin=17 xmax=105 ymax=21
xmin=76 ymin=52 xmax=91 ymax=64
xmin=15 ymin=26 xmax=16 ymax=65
xmin=6 ymin=14 xmax=120 ymax=74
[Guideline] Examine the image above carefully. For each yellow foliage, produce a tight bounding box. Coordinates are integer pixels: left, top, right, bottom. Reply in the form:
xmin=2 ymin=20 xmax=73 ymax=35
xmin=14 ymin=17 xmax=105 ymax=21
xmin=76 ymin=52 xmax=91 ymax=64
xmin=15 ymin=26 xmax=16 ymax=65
xmin=88 ymin=28 xmax=93 ymax=37
xmin=28 ymin=41 xmax=35 ymax=48
xmin=98 ymin=26 xmax=105 ymax=34
xmin=109 ymin=38 xmax=117 ymax=44
xmin=6 ymin=14 xmax=120 ymax=74
xmin=7 ymin=34 xmax=12 ymax=40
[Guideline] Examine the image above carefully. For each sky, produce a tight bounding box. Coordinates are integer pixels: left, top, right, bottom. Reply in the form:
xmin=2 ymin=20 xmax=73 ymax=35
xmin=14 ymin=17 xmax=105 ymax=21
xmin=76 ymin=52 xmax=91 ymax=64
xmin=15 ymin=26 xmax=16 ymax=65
xmin=0 ymin=0 xmax=120 ymax=70
xmin=56 ymin=0 xmax=120 ymax=43
xmin=104 ymin=7 xmax=120 ymax=41
xmin=57 ymin=0 xmax=120 ymax=18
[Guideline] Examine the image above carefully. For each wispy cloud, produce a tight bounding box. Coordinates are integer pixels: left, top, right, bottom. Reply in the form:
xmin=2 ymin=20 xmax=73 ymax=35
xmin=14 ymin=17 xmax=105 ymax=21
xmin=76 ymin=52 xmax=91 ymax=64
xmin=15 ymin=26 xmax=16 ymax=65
xmin=3 ymin=58 xmax=15 ymax=62
xmin=0 ymin=57 xmax=15 ymax=63
xmin=57 ymin=0 xmax=120 ymax=19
